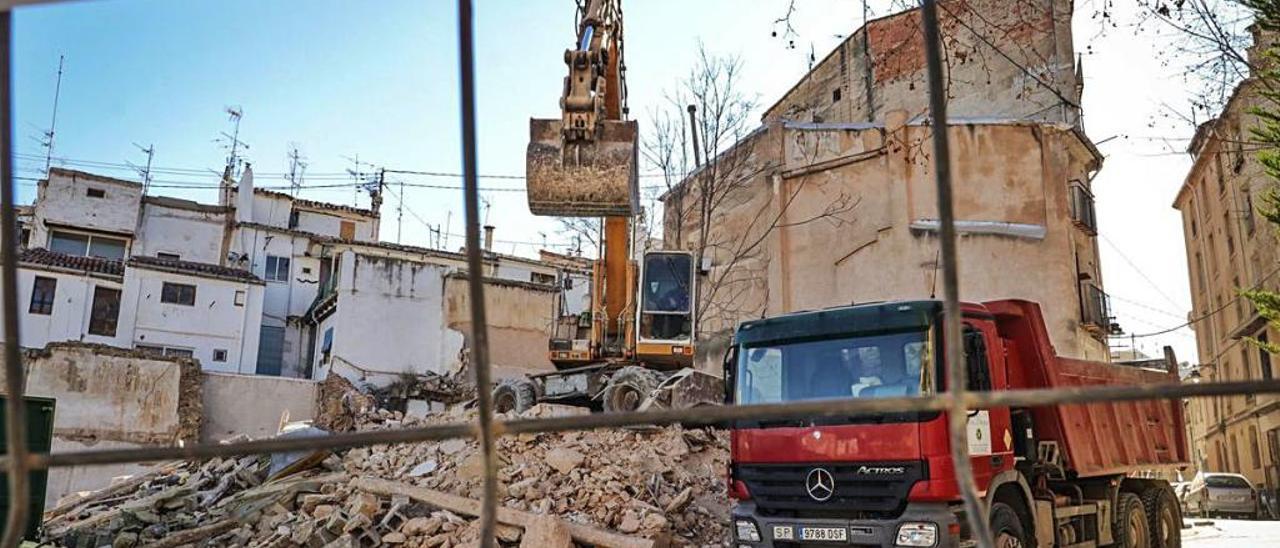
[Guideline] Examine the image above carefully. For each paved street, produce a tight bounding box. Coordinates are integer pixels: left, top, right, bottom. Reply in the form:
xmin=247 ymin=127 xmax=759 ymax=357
xmin=1184 ymin=519 xmax=1280 ymax=547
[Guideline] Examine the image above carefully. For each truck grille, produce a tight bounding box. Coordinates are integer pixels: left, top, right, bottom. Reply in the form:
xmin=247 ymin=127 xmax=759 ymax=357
xmin=736 ymin=461 xmax=926 ymax=518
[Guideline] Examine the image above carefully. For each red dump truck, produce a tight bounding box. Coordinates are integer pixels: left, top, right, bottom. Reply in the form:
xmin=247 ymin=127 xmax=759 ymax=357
xmin=725 ymin=299 xmax=1188 ymax=548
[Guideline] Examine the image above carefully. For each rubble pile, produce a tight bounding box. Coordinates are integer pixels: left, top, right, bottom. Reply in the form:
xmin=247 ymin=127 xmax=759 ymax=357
xmin=350 ymin=405 xmax=730 ymax=546
xmin=42 ymin=399 xmax=729 ymax=547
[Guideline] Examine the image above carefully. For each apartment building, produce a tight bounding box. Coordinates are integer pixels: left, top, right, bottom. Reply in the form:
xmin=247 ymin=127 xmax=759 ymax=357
xmin=1174 ymin=30 xmax=1280 ymax=490
xmin=14 ymin=166 xmax=584 ymax=384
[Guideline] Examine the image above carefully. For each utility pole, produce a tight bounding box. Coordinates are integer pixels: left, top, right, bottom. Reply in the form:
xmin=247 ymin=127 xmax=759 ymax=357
xmin=41 ymin=55 xmax=65 ymax=175
xmin=133 ymin=143 xmax=154 ymax=195
xmin=686 ymin=104 xmax=702 ymax=168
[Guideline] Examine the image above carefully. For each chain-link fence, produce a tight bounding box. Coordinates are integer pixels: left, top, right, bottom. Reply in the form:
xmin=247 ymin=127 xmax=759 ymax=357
xmin=1 ymin=2 xmax=1277 ymax=548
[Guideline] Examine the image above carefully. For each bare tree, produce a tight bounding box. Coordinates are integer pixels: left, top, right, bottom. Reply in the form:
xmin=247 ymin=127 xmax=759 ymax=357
xmin=644 ymin=44 xmax=859 ymax=338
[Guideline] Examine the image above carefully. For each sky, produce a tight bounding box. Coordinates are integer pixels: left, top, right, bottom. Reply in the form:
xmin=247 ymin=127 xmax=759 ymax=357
xmin=8 ymin=0 xmax=1219 ymax=363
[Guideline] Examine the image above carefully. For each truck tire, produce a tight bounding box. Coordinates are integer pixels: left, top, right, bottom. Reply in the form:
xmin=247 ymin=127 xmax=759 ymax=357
xmin=1114 ymin=492 xmax=1151 ymax=548
xmin=1143 ymin=486 xmax=1181 ymax=548
xmin=602 ymin=366 xmax=661 ymax=413
xmin=493 ymin=378 xmax=538 ymax=414
xmin=989 ymin=502 xmax=1029 ymax=548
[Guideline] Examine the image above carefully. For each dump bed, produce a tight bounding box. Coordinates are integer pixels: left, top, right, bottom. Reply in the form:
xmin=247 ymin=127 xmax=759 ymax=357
xmin=985 ymin=300 xmax=1189 ymax=478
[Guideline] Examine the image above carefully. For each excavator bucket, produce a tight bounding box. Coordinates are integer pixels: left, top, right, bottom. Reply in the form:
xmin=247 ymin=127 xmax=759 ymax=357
xmin=526 ymin=118 xmax=640 ymax=217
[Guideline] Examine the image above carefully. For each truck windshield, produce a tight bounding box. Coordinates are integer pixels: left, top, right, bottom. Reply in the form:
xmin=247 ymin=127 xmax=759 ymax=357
xmin=737 ymin=330 xmax=929 ymax=404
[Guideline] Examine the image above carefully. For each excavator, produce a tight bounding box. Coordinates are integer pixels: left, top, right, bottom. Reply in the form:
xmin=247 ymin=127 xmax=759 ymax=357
xmin=492 ymin=0 xmax=721 ymax=414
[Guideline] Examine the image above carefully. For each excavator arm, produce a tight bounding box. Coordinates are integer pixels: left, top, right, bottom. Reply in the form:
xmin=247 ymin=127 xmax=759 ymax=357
xmin=526 ymin=0 xmax=639 ymax=218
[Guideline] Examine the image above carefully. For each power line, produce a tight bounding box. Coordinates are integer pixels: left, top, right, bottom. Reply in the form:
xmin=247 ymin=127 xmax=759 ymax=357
xmin=1110 ymin=262 xmax=1280 ymax=338
xmin=1099 ymin=233 xmax=1188 ymax=311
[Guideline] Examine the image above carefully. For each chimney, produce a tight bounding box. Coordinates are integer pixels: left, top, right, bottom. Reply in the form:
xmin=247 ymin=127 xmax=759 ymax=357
xmin=483 ymin=225 xmax=494 ymax=251
xmin=236 ymin=164 xmax=254 ymax=224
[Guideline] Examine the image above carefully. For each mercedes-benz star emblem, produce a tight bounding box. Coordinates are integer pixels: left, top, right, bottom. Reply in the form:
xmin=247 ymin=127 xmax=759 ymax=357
xmin=805 ymin=468 xmax=835 ymax=502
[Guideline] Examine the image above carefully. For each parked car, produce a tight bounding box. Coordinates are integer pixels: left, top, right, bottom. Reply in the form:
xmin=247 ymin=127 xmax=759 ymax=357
xmin=1184 ymin=472 xmax=1259 ymax=519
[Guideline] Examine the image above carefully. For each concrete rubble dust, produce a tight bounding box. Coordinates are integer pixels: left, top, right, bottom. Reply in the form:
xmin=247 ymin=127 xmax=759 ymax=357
xmin=40 ymin=376 xmax=730 ymax=547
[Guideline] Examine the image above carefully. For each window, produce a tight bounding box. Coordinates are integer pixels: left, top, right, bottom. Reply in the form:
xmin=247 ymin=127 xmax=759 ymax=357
xmin=831 ymin=88 xmax=842 ymax=103
xmin=1244 ymin=187 xmax=1257 ymax=234
xmin=1190 ymin=206 xmax=1198 ymax=236
xmin=1231 ymin=434 xmax=1240 ymax=472
xmin=234 ymin=290 xmax=246 ymax=307
xmin=1252 ymin=427 xmax=1263 ymax=469
xmin=49 ymin=230 xmax=127 ymax=260
xmin=86 ymin=188 xmax=105 ymax=198
xmin=1225 ymin=211 xmax=1235 ymax=255
xmin=340 ymin=221 xmax=356 ymax=241
xmin=157 ymin=252 xmax=181 ymax=260
xmin=1080 ymin=282 xmax=1110 ymax=332
xmin=1194 ymin=252 xmax=1206 ymax=294
xmin=264 ymin=255 xmax=291 ymax=282
xmin=28 ymin=276 xmax=56 ymax=315
xmin=212 ymin=349 xmax=228 ymax=362
xmin=88 ymin=286 xmax=121 ymax=337
xmin=1068 ymin=183 xmax=1097 ymax=234
xmin=1261 ymin=333 xmax=1273 ymax=381
xmin=737 ymin=330 xmax=929 ymax=405
xmin=321 ymin=327 xmax=334 ymax=364
xmin=964 ymin=325 xmax=992 ymax=391
xmin=301 ymin=267 xmax=313 ymax=275
xmin=160 ymin=282 xmax=197 ymax=306
xmin=136 ymin=345 xmax=194 ymax=358
xmin=289 ymin=210 xmax=300 ymax=229
xmin=531 ymin=272 xmax=556 ymax=285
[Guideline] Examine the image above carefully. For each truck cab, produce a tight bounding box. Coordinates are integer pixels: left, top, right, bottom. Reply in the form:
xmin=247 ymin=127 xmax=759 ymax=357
xmin=725 ymin=299 xmax=1186 ymax=548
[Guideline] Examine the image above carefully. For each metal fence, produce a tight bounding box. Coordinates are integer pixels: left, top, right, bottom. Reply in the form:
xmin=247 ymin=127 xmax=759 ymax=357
xmin=0 ymin=2 xmax=1277 ymax=548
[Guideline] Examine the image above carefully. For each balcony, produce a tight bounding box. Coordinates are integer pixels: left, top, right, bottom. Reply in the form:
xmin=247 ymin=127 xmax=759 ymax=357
xmin=1069 ymin=183 xmax=1098 ymax=235
xmin=1081 ymin=282 xmax=1117 ymax=335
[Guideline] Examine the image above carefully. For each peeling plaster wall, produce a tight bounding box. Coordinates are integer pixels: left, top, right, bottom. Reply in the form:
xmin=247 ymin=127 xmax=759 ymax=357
xmin=443 ymin=276 xmax=558 ymax=379
xmin=665 ymin=120 xmax=1106 ymax=370
xmin=319 ymin=251 xmax=451 ymax=385
xmin=31 ymin=170 xmax=143 ymax=247
xmin=295 ymin=210 xmax=378 ymax=242
xmin=0 ymin=343 xmax=200 ymax=506
xmin=764 ymin=0 xmax=1079 ymax=126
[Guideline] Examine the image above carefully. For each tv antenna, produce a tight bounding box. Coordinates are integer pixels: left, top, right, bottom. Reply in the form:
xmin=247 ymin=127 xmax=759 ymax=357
xmin=219 ymin=106 xmax=248 ymax=178
xmin=286 ymin=144 xmax=308 ymax=196
xmin=38 ymin=55 xmax=65 ymax=175
xmin=131 ymin=143 xmax=155 ymax=195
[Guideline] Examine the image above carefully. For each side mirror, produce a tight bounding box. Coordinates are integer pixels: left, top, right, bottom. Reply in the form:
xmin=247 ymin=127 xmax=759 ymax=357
xmin=722 ymin=345 xmax=738 ymax=405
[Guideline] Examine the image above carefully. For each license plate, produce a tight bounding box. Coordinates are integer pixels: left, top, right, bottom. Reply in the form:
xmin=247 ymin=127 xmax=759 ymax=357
xmin=799 ymin=527 xmax=848 ymax=541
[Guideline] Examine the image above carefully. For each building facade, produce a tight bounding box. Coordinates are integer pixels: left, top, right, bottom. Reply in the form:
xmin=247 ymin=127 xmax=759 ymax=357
xmin=662 ymin=0 xmax=1108 ymax=368
xmin=1174 ymin=34 xmax=1280 ymax=489
xmin=14 ymin=167 xmax=585 ymax=384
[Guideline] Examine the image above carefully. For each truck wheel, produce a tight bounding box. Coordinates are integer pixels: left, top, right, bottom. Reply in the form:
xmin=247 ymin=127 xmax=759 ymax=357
xmin=1143 ymin=486 xmax=1181 ymax=548
xmin=1114 ymin=492 xmax=1150 ymax=548
xmin=493 ymin=378 xmax=537 ymax=414
xmin=989 ymin=502 xmax=1029 ymax=548
xmin=602 ymin=366 xmax=661 ymax=413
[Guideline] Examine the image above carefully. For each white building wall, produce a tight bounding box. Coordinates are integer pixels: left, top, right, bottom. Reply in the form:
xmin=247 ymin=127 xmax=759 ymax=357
xmin=135 ymin=204 xmax=225 ymax=264
xmin=16 ymin=268 xmax=128 ymax=349
xmin=248 ymin=193 xmax=293 ymax=228
xmin=317 ymin=251 xmax=452 ymax=385
xmin=295 ymin=210 xmax=378 ymax=241
xmin=119 ymin=268 xmax=264 ymax=373
xmin=31 ymin=170 xmax=142 ymax=247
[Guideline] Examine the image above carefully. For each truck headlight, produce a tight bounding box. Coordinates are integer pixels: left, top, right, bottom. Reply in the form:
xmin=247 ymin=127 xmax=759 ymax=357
xmin=734 ymin=519 xmax=761 ymax=542
xmin=896 ymin=522 xmax=938 ymax=547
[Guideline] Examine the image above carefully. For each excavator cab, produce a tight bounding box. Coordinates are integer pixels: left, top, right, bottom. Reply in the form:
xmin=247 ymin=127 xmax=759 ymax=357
xmin=635 ymin=250 xmax=695 ymax=368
